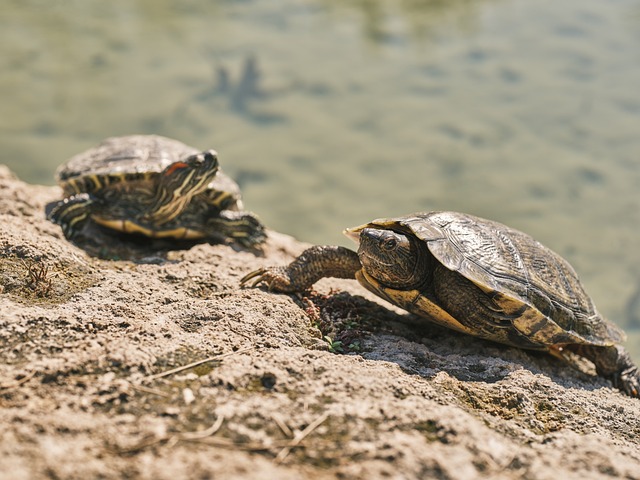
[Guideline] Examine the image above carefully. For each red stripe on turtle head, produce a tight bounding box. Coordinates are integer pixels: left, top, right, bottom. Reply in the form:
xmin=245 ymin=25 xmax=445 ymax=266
xmin=163 ymin=162 xmax=189 ymax=177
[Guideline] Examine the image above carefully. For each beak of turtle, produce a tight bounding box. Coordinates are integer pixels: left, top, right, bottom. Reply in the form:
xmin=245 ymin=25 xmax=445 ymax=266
xmin=343 ymin=225 xmax=364 ymax=245
xmin=344 ymin=217 xmax=397 ymax=245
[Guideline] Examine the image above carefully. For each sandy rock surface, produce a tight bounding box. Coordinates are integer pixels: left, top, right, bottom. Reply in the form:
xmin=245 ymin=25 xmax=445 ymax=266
xmin=1 ymin=164 xmax=639 ymax=480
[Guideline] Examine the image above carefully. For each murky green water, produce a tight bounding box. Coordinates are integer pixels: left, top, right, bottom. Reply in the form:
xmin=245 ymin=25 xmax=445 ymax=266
xmin=2 ymin=0 xmax=640 ymax=359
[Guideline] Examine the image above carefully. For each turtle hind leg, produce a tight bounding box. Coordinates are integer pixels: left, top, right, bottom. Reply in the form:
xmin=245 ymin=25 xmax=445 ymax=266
xmin=48 ymin=193 xmax=95 ymax=239
xmin=431 ymin=264 xmax=543 ymax=348
xmin=567 ymin=343 xmax=640 ymax=398
xmin=205 ymin=210 xmax=267 ymax=247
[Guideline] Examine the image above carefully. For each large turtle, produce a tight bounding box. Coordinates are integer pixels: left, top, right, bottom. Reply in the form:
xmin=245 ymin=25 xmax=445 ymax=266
xmin=242 ymin=211 xmax=640 ymax=397
xmin=48 ymin=135 xmax=265 ymax=247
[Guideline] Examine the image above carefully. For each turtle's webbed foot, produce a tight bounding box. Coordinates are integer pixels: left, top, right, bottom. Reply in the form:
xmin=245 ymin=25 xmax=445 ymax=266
xmin=578 ymin=344 xmax=640 ymax=398
xmin=612 ymin=365 xmax=640 ymax=398
xmin=562 ymin=342 xmax=640 ymax=398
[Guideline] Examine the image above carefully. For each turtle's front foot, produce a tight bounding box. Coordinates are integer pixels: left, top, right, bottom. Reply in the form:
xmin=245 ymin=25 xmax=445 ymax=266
xmin=240 ymin=266 xmax=298 ymax=292
xmin=240 ymin=245 xmax=361 ymax=293
xmin=47 ymin=193 xmax=94 ymax=239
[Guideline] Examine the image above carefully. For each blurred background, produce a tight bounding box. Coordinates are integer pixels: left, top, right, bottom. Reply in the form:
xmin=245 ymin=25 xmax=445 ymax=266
xmin=2 ymin=0 xmax=639 ymax=358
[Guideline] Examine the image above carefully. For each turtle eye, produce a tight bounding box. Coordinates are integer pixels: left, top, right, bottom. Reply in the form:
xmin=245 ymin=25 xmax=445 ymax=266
xmin=382 ymin=236 xmax=398 ymax=251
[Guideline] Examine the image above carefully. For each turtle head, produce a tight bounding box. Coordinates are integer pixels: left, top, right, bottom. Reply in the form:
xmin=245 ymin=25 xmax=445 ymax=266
xmin=355 ymin=227 xmax=430 ymax=290
xmin=159 ymin=150 xmax=219 ymax=197
xmin=149 ymin=150 xmax=219 ymax=224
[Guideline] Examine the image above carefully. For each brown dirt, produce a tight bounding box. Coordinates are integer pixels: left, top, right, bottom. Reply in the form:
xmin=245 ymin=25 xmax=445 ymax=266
xmin=1 ymin=164 xmax=639 ymax=480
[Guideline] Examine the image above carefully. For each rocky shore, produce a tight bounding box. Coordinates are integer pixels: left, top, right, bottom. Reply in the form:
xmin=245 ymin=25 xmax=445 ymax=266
xmin=1 ymin=165 xmax=639 ymax=479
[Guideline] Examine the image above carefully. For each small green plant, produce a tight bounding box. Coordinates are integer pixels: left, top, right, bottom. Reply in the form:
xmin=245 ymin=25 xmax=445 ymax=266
xmin=299 ymin=290 xmax=372 ymax=354
xmin=324 ymin=336 xmax=343 ymax=353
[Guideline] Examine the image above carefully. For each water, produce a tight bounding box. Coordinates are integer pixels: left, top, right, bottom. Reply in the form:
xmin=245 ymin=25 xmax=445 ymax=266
xmin=2 ymin=0 xmax=640 ymax=359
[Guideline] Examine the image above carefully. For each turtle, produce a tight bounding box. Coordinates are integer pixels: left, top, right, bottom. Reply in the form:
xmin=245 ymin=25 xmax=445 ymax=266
xmin=48 ymin=135 xmax=265 ymax=247
xmin=241 ymin=211 xmax=640 ymax=398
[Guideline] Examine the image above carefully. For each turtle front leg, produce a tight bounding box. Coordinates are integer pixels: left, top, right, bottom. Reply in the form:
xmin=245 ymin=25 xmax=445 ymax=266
xmin=240 ymin=245 xmax=361 ymax=292
xmin=48 ymin=193 xmax=96 ymax=239
xmin=204 ymin=210 xmax=266 ymax=248
xmin=568 ymin=343 xmax=640 ymax=398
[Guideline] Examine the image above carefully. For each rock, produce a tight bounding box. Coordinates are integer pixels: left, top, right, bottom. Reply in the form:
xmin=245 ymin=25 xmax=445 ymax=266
xmin=0 ymin=165 xmax=639 ymax=479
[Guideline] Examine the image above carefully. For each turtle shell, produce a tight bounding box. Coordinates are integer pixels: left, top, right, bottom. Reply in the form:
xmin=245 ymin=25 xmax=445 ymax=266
xmin=349 ymin=211 xmax=625 ymax=348
xmin=56 ymin=135 xmax=241 ymax=205
xmin=57 ymin=135 xmax=195 ymax=181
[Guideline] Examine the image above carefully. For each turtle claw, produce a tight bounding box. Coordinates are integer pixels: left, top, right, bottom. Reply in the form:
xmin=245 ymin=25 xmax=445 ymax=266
xmin=239 ymin=268 xmax=262 ymax=287
xmin=240 ymin=267 xmax=294 ymax=292
xmin=615 ymin=366 xmax=640 ymax=398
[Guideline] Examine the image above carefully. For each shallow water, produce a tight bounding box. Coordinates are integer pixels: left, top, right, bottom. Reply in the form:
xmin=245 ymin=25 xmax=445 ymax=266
xmin=2 ymin=0 xmax=640 ymax=359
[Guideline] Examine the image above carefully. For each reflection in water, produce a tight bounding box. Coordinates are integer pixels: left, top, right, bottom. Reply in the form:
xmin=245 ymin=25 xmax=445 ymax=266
xmin=320 ymin=0 xmax=496 ymax=43
xmin=201 ymin=55 xmax=264 ymax=113
xmin=174 ymin=54 xmax=290 ymax=128
xmin=229 ymin=55 xmax=263 ymax=112
xmin=632 ymin=3 xmax=640 ymax=23
xmin=628 ymin=284 xmax=640 ymax=329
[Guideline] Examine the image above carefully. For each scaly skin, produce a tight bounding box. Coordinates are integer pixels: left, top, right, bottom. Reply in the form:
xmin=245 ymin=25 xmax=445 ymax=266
xmin=567 ymin=344 xmax=640 ymax=398
xmin=202 ymin=210 xmax=266 ymax=248
xmin=240 ymin=246 xmax=361 ymax=291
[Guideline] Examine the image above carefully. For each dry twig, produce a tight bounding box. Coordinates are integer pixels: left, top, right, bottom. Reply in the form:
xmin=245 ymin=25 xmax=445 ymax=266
xmin=143 ymin=346 xmax=256 ymax=381
xmin=166 ymin=414 xmax=226 ymax=448
xmin=272 ymin=414 xmax=294 ymax=438
xmin=274 ymin=412 xmax=329 ymax=464
xmin=0 ymin=371 xmax=36 ymax=390
xmin=117 ymin=416 xmax=226 ymax=454
xmin=130 ymin=384 xmax=170 ymax=398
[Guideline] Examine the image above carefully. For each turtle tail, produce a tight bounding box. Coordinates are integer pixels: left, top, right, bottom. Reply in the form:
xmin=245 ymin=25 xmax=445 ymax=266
xmin=568 ymin=343 xmax=640 ymax=398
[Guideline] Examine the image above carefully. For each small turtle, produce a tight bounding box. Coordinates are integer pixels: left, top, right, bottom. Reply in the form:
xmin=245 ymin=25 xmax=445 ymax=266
xmin=242 ymin=211 xmax=640 ymax=397
xmin=48 ymin=135 xmax=265 ymax=247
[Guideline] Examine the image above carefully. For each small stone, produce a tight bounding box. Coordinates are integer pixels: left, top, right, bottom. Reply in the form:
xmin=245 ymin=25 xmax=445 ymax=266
xmin=183 ymin=387 xmax=196 ymax=405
